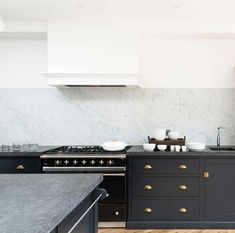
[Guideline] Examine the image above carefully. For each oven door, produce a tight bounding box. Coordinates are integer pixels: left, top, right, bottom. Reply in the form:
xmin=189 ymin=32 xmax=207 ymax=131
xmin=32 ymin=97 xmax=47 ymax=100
xmin=98 ymin=173 xmax=126 ymax=228
xmin=100 ymin=173 xmax=125 ymax=204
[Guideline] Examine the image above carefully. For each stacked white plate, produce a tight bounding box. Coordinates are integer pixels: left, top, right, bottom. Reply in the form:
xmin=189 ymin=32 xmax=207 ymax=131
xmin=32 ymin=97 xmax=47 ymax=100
xmin=187 ymin=142 xmax=206 ymax=152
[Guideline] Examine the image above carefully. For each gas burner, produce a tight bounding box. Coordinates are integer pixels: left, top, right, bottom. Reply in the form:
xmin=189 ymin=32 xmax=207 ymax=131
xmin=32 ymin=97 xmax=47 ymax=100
xmin=45 ymin=146 xmax=129 ymax=154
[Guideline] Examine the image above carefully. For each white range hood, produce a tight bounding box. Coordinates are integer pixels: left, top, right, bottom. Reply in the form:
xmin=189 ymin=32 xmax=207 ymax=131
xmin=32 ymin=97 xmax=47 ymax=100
xmin=45 ymin=22 xmax=141 ymax=87
xmin=43 ymin=73 xmax=141 ymax=87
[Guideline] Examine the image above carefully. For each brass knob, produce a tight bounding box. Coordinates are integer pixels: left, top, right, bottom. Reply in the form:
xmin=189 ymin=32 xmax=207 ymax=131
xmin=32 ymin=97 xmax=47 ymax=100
xmin=178 ymin=208 xmax=187 ymax=213
xmin=178 ymin=164 xmax=187 ymax=170
xmin=16 ymin=165 xmax=25 ymax=170
xmin=144 ymin=164 xmax=152 ymax=170
xmin=144 ymin=208 xmax=152 ymax=213
xmin=115 ymin=211 xmax=119 ymax=216
xmin=178 ymin=185 xmax=187 ymax=190
xmin=204 ymin=171 xmax=209 ymax=178
xmin=144 ymin=185 xmax=152 ymax=190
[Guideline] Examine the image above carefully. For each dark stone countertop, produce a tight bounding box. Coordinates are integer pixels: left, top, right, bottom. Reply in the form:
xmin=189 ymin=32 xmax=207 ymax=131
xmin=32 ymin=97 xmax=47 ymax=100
xmin=127 ymin=145 xmax=235 ymax=157
xmin=0 ymin=146 xmax=58 ymax=157
xmin=0 ymin=174 xmax=103 ymax=233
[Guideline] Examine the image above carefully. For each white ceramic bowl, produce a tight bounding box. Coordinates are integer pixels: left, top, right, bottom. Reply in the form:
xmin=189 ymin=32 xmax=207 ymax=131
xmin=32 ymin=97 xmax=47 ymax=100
xmin=154 ymin=129 xmax=166 ymax=141
xmin=168 ymin=131 xmax=179 ymax=140
xmin=102 ymin=141 xmax=127 ymax=151
xmin=187 ymin=142 xmax=206 ymax=152
xmin=157 ymin=145 xmax=167 ymax=151
xmin=143 ymin=143 xmax=156 ymax=152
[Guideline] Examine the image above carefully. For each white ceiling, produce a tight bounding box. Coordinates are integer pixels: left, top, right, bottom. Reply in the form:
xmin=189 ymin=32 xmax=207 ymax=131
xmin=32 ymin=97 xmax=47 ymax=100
xmin=1 ymin=0 xmax=235 ymax=22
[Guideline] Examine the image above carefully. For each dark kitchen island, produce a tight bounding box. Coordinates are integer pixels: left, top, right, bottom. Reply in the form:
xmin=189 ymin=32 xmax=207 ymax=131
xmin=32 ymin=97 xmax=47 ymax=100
xmin=0 ymin=174 xmax=105 ymax=233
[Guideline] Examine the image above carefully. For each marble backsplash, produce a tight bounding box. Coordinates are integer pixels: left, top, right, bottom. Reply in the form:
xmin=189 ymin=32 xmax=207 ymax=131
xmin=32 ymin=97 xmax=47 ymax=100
xmin=0 ymin=88 xmax=234 ymax=146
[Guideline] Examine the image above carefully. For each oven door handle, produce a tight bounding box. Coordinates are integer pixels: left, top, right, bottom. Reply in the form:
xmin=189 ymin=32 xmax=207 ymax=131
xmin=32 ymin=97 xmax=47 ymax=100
xmin=103 ymin=173 xmax=125 ymax=176
xmin=42 ymin=167 xmax=126 ymax=172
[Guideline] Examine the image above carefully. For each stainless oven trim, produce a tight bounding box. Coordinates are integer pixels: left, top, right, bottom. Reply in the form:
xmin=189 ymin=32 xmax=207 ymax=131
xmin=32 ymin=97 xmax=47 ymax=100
xmin=40 ymin=154 xmax=126 ymax=159
xmin=42 ymin=167 xmax=126 ymax=172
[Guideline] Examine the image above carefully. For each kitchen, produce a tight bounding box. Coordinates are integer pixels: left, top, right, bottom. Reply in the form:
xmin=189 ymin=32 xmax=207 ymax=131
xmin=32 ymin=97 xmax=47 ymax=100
xmin=0 ymin=0 xmax=235 ymax=233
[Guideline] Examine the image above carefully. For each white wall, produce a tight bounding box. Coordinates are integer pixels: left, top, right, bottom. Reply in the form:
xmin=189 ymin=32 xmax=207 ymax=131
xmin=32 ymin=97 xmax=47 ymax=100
xmin=1 ymin=21 xmax=47 ymax=33
xmin=1 ymin=21 xmax=235 ymax=88
xmin=140 ymin=36 xmax=235 ymax=87
xmin=1 ymin=33 xmax=235 ymax=88
xmin=0 ymin=38 xmax=47 ymax=87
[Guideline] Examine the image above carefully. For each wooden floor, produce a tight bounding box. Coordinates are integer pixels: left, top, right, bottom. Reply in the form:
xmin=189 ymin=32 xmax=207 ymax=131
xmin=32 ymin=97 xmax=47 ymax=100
xmin=99 ymin=229 xmax=235 ymax=233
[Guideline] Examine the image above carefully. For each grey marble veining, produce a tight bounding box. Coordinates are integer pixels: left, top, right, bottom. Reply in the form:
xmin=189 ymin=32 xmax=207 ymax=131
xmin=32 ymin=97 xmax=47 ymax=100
xmin=0 ymin=174 xmax=103 ymax=233
xmin=0 ymin=88 xmax=234 ymax=145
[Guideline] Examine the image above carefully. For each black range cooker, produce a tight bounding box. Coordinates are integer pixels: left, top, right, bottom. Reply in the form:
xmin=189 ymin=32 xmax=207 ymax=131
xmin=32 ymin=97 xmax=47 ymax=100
xmin=40 ymin=146 xmax=129 ymax=228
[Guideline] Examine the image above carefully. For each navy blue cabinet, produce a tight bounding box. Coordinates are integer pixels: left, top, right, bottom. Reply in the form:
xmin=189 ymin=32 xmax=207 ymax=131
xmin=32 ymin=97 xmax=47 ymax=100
xmin=0 ymin=157 xmax=41 ymax=173
xmin=50 ymin=189 xmax=102 ymax=233
xmin=127 ymin=156 xmax=235 ymax=229
xmin=205 ymin=159 xmax=235 ymax=220
xmin=131 ymin=158 xmax=200 ymax=175
xmin=132 ymin=176 xmax=200 ymax=197
xmin=57 ymin=195 xmax=97 ymax=233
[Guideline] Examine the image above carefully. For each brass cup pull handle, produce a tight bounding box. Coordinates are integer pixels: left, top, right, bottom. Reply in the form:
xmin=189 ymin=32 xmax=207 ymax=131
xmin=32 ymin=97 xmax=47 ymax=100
xmin=178 ymin=164 xmax=188 ymax=170
xmin=16 ymin=165 xmax=25 ymax=170
xmin=144 ymin=208 xmax=152 ymax=213
xmin=144 ymin=185 xmax=152 ymax=190
xmin=204 ymin=171 xmax=209 ymax=178
xmin=178 ymin=208 xmax=187 ymax=213
xmin=144 ymin=164 xmax=152 ymax=170
xmin=178 ymin=185 xmax=187 ymax=190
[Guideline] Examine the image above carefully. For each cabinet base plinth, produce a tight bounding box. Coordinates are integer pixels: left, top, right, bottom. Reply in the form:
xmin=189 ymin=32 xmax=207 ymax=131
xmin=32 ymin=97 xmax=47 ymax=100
xmin=127 ymin=221 xmax=235 ymax=229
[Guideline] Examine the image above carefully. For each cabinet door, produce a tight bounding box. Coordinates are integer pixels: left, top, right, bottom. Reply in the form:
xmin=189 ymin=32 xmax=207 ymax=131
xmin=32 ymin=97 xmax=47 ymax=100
xmin=205 ymin=159 xmax=235 ymax=220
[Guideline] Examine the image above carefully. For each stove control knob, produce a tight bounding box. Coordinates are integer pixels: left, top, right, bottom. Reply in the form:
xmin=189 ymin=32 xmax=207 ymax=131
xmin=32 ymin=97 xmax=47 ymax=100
xmin=99 ymin=160 xmax=104 ymax=165
xmin=90 ymin=160 xmax=95 ymax=165
xmin=81 ymin=160 xmax=86 ymax=165
xmin=73 ymin=160 xmax=78 ymax=165
xmin=55 ymin=160 xmax=61 ymax=166
xmin=108 ymin=160 xmax=114 ymax=166
xmin=64 ymin=160 xmax=69 ymax=165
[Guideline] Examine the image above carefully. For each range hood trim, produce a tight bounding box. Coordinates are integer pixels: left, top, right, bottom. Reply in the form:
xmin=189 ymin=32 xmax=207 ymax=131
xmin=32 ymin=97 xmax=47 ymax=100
xmin=43 ymin=73 xmax=141 ymax=87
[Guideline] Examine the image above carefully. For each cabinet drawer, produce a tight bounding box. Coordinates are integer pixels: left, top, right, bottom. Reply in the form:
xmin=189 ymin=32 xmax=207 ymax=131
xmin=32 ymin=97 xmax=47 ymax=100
xmin=131 ymin=199 xmax=200 ymax=220
xmin=99 ymin=204 xmax=126 ymax=222
xmin=131 ymin=158 xmax=200 ymax=175
xmin=132 ymin=176 xmax=199 ymax=197
xmin=0 ymin=158 xmax=41 ymax=173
